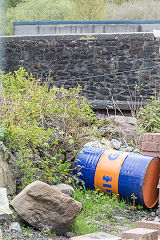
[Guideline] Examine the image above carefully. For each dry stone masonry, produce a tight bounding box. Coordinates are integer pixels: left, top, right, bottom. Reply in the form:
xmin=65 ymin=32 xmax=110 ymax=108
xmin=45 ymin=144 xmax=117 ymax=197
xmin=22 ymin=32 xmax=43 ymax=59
xmin=1 ymin=32 xmax=160 ymax=111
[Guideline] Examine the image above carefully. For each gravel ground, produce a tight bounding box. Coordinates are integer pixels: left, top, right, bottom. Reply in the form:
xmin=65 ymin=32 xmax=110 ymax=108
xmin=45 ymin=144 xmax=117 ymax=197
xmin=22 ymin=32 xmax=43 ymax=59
xmin=1 ymin=206 xmax=160 ymax=240
xmin=1 ymin=224 xmax=72 ymax=240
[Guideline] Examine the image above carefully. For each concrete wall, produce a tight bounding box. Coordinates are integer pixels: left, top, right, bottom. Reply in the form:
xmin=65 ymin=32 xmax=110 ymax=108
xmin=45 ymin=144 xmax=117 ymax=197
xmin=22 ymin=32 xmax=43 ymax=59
xmin=1 ymin=32 xmax=160 ymax=111
xmin=13 ymin=20 xmax=160 ymax=35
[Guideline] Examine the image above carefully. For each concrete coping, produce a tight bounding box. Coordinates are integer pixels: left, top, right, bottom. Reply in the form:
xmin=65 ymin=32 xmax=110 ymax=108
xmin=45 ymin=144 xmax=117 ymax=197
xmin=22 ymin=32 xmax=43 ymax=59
xmin=0 ymin=32 xmax=156 ymax=41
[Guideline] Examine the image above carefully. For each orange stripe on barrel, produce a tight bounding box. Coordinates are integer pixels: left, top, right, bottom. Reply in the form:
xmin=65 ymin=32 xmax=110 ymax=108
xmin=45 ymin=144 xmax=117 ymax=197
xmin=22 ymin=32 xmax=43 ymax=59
xmin=94 ymin=150 xmax=128 ymax=194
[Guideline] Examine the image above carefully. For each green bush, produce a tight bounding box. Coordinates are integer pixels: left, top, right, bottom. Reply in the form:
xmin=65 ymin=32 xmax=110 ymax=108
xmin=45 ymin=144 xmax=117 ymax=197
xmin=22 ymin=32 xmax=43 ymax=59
xmin=4 ymin=0 xmax=71 ymax=35
xmin=0 ymin=68 xmax=107 ymax=187
xmin=107 ymin=0 xmax=160 ymax=21
xmin=137 ymin=97 xmax=160 ymax=133
xmin=7 ymin=0 xmax=25 ymax=8
xmin=66 ymin=0 xmax=106 ymax=20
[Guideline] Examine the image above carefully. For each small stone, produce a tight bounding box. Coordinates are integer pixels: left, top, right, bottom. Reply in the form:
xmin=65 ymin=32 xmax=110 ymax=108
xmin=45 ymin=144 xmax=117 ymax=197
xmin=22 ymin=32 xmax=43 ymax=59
xmin=65 ymin=151 xmax=75 ymax=161
xmin=98 ymin=127 xmax=106 ymax=135
xmin=154 ymin=216 xmax=160 ymax=222
xmin=85 ymin=140 xmax=106 ymax=149
xmin=65 ymin=232 xmax=76 ymax=238
xmin=119 ymin=147 xmax=126 ymax=152
xmin=9 ymin=222 xmax=22 ymax=232
xmin=52 ymin=184 xmax=74 ymax=197
xmin=156 ymin=208 xmax=160 ymax=215
xmin=57 ymin=154 xmax=65 ymax=162
xmin=151 ymin=211 xmax=156 ymax=217
xmin=111 ymin=139 xmax=121 ymax=150
xmin=114 ymin=216 xmax=126 ymax=221
xmin=101 ymin=138 xmax=111 ymax=149
xmin=133 ymin=148 xmax=140 ymax=153
xmin=125 ymin=146 xmax=133 ymax=152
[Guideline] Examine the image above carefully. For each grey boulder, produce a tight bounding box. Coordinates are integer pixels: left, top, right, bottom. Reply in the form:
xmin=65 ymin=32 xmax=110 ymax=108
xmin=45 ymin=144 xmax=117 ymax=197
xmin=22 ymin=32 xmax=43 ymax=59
xmin=52 ymin=183 xmax=74 ymax=197
xmin=10 ymin=181 xmax=82 ymax=235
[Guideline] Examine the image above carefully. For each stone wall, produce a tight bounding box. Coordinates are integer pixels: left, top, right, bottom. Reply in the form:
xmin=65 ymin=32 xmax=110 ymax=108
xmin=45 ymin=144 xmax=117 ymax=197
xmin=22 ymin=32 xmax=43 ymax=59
xmin=1 ymin=32 xmax=160 ymax=110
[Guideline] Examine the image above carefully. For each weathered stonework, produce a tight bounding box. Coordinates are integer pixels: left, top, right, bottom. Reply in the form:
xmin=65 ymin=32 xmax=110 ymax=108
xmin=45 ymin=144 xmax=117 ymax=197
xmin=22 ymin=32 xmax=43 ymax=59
xmin=1 ymin=33 xmax=160 ymax=110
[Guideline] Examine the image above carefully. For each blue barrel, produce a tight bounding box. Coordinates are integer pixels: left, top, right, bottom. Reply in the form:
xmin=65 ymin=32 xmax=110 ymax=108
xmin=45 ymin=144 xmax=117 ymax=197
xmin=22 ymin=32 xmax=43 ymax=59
xmin=74 ymin=146 xmax=160 ymax=208
xmin=73 ymin=146 xmax=106 ymax=189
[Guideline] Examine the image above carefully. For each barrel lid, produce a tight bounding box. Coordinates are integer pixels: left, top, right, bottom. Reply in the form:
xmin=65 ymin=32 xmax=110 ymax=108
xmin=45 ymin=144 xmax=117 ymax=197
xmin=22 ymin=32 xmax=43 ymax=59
xmin=143 ymin=157 xmax=160 ymax=208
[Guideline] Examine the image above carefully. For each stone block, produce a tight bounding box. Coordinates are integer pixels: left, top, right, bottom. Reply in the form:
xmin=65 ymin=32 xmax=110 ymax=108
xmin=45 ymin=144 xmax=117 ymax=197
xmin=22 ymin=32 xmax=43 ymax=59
xmin=141 ymin=142 xmax=159 ymax=152
xmin=52 ymin=184 xmax=74 ymax=197
xmin=142 ymin=133 xmax=153 ymax=142
xmin=0 ymin=188 xmax=12 ymax=224
xmin=136 ymin=221 xmax=160 ymax=234
xmin=152 ymin=133 xmax=160 ymax=143
xmin=69 ymin=231 xmax=121 ymax=240
xmin=121 ymin=228 xmax=158 ymax=240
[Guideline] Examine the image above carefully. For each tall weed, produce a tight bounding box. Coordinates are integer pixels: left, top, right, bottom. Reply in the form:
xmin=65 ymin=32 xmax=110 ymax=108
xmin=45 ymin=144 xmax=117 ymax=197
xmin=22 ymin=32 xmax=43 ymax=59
xmin=137 ymin=97 xmax=160 ymax=133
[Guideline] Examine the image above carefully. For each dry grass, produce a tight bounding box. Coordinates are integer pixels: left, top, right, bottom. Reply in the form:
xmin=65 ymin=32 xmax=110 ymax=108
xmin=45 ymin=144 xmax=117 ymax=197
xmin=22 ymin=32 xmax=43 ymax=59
xmin=106 ymin=0 xmax=160 ymax=20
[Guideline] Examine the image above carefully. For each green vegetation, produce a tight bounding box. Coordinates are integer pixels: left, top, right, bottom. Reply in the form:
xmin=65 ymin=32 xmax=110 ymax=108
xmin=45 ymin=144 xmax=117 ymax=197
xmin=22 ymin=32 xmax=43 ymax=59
xmin=66 ymin=0 xmax=106 ymax=20
xmin=3 ymin=0 xmax=160 ymax=35
xmin=4 ymin=0 xmax=71 ymax=35
xmin=7 ymin=0 xmax=25 ymax=8
xmin=70 ymin=187 xmax=126 ymax=235
xmin=0 ymin=68 xmax=107 ymax=188
xmin=137 ymin=97 xmax=160 ymax=133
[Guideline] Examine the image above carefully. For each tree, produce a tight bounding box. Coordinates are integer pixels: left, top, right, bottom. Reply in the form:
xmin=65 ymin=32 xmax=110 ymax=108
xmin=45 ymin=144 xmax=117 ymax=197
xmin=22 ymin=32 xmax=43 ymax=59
xmin=5 ymin=0 xmax=71 ymax=35
xmin=66 ymin=0 xmax=107 ymax=20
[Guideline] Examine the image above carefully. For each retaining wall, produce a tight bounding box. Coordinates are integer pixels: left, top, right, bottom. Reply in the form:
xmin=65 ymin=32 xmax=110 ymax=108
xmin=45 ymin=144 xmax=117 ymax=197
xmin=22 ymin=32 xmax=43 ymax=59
xmin=1 ymin=32 xmax=160 ymax=110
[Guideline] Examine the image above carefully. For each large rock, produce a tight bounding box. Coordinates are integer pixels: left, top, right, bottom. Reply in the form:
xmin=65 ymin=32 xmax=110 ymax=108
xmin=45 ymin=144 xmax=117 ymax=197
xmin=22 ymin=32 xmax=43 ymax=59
xmin=0 ymin=144 xmax=19 ymax=195
xmin=10 ymin=181 xmax=82 ymax=235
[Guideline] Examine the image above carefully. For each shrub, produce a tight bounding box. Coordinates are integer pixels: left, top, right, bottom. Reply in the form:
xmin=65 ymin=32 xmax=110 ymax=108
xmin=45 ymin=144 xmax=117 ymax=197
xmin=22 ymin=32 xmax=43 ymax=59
xmin=4 ymin=0 xmax=71 ymax=35
xmin=0 ymin=68 xmax=108 ymax=187
xmin=137 ymin=97 xmax=160 ymax=133
xmin=4 ymin=0 xmax=160 ymax=35
xmin=107 ymin=0 xmax=160 ymax=20
xmin=66 ymin=0 xmax=106 ymax=20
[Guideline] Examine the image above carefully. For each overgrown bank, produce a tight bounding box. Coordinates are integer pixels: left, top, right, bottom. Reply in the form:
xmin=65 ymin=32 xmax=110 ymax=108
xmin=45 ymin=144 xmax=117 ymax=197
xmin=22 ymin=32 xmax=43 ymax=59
xmin=0 ymin=68 xmax=107 ymax=188
xmin=0 ymin=68 xmax=159 ymax=239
